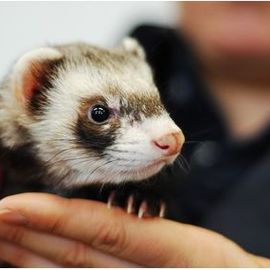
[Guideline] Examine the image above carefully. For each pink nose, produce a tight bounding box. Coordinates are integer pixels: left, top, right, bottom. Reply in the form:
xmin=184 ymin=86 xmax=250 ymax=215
xmin=153 ymin=131 xmax=184 ymax=156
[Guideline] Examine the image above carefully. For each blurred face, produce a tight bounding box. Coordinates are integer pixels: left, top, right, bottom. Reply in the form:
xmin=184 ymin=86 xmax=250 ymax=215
xmin=180 ymin=2 xmax=270 ymax=61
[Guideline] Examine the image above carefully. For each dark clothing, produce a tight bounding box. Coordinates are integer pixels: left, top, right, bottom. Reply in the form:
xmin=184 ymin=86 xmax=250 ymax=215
xmin=131 ymin=25 xmax=270 ymax=257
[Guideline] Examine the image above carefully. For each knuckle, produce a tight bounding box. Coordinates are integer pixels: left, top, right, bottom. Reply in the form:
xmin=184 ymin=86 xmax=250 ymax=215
xmin=7 ymin=226 xmax=25 ymax=244
xmin=47 ymin=215 xmax=65 ymax=234
xmin=93 ymin=219 xmax=127 ymax=253
xmin=62 ymin=242 xmax=88 ymax=267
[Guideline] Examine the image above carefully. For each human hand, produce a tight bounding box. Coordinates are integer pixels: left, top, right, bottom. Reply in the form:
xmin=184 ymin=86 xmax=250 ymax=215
xmin=0 ymin=193 xmax=269 ymax=267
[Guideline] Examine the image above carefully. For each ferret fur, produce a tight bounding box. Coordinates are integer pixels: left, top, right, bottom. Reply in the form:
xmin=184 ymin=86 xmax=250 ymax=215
xmin=0 ymin=38 xmax=183 ymax=199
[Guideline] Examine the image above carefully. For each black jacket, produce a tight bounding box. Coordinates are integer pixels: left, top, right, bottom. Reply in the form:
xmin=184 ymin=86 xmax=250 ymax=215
xmin=131 ymin=25 xmax=270 ymax=257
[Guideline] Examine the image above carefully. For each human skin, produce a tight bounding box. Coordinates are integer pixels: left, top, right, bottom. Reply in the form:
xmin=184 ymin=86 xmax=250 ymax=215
xmin=0 ymin=193 xmax=269 ymax=267
xmin=181 ymin=2 xmax=270 ymax=62
xmin=0 ymin=2 xmax=270 ymax=267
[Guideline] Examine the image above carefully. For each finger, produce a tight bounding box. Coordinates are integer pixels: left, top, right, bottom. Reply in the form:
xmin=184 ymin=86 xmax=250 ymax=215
xmin=0 ymin=193 xmax=255 ymax=267
xmin=0 ymin=239 xmax=60 ymax=267
xmin=0 ymin=221 xmax=139 ymax=267
xmin=0 ymin=193 xmax=196 ymax=266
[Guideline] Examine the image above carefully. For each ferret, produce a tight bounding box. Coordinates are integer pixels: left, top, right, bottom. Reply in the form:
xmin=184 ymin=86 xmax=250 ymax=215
xmin=0 ymin=38 xmax=185 ymax=218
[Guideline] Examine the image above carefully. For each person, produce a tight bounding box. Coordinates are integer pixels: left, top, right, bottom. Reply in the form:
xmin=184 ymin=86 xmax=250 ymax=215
xmin=0 ymin=2 xmax=269 ymax=267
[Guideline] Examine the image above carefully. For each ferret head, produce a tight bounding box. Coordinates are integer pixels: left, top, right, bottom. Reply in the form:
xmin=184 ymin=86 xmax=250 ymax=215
xmin=0 ymin=38 xmax=185 ymax=188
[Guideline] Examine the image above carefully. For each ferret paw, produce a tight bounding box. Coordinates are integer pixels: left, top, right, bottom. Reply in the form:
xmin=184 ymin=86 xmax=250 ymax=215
xmin=107 ymin=191 xmax=166 ymax=218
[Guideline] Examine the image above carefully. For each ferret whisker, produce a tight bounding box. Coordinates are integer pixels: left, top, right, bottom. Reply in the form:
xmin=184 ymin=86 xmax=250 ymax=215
xmin=107 ymin=141 xmax=141 ymax=146
xmin=50 ymin=140 xmax=144 ymax=157
xmin=179 ymin=154 xmax=190 ymax=172
xmin=189 ymin=126 xmax=219 ymax=138
xmin=107 ymin=150 xmax=145 ymax=155
xmin=85 ymin=159 xmax=120 ymax=181
xmin=43 ymin=148 xmax=79 ymax=166
xmin=173 ymin=158 xmax=186 ymax=174
xmin=51 ymin=138 xmax=112 ymax=150
xmin=105 ymin=155 xmax=154 ymax=163
xmin=184 ymin=140 xmax=203 ymax=145
xmin=106 ymin=149 xmax=146 ymax=156
xmin=50 ymin=157 xmax=93 ymax=167
xmin=115 ymin=158 xmax=162 ymax=168
xmin=106 ymin=149 xmax=132 ymax=154
xmin=174 ymin=155 xmax=190 ymax=174
xmin=46 ymin=156 xmax=101 ymax=168
xmin=51 ymin=152 xmax=114 ymax=167
xmin=116 ymin=161 xmax=150 ymax=167
xmin=43 ymin=148 xmax=104 ymax=167
xmin=53 ymin=170 xmax=73 ymax=188
xmin=98 ymin=182 xmax=107 ymax=195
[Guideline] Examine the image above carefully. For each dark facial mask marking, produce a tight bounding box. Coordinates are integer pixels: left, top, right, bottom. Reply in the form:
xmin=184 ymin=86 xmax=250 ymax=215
xmin=74 ymin=97 xmax=120 ymax=154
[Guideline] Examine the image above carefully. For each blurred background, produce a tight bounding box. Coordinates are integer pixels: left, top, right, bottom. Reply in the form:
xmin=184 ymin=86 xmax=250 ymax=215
xmin=0 ymin=2 xmax=178 ymax=77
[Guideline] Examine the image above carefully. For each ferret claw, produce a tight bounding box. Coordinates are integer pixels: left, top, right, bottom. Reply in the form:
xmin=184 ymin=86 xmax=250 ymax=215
xmin=159 ymin=201 xmax=166 ymax=218
xmin=107 ymin=191 xmax=166 ymax=218
xmin=126 ymin=194 xmax=134 ymax=214
xmin=107 ymin=191 xmax=116 ymax=209
xmin=138 ymin=201 xmax=148 ymax=219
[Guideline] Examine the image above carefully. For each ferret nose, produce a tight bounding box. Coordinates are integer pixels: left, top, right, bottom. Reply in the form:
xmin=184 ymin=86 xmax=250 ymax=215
xmin=153 ymin=131 xmax=184 ymax=156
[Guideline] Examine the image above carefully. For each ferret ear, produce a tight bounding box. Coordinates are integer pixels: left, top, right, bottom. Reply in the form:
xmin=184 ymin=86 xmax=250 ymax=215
xmin=121 ymin=37 xmax=146 ymax=60
xmin=12 ymin=47 xmax=63 ymax=105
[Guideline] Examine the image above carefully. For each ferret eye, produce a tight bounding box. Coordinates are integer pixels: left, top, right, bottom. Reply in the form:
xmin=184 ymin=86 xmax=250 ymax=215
xmin=89 ymin=105 xmax=110 ymax=124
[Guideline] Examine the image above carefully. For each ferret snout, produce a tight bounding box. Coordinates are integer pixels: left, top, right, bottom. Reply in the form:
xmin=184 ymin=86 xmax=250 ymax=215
xmin=152 ymin=131 xmax=185 ymax=157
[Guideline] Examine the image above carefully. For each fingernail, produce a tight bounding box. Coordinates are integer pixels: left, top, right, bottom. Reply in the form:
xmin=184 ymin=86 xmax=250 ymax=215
xmin=0 ymin=209 xmax=28 ymax=225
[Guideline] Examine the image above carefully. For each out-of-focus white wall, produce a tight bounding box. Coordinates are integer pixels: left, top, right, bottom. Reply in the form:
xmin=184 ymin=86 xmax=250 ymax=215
xmin=0 ymin=2 xmax=179 ymax=77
